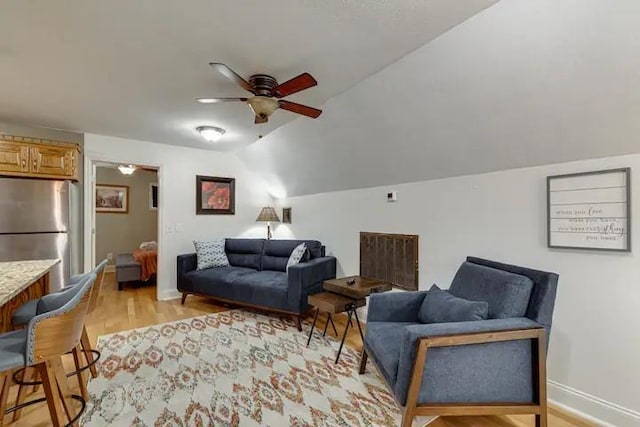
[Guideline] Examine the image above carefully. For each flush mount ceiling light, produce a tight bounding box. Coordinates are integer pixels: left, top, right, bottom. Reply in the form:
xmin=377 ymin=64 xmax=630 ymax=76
xmin=117 ymin=164 xmax=136 ymax=175
xmin=197 ymin=126 xmax=226 ymax=142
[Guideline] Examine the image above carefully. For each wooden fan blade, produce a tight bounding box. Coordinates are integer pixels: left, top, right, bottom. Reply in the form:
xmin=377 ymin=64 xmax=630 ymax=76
xmin=209 ymin=63 xmax=255 ymax=94
xmin=197 ymin=97 xmax=248 ymax=104
xmin=278 ymin=100 xmax=322 ymax=118
xmin=272 ymin=73 xmax=317 ymax=98
xmin=255 ymin=115 xmax=268 ymax=124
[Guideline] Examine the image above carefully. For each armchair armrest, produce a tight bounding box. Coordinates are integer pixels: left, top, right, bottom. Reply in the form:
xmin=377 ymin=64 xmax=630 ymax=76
xmin=367 ymin=291 xmax=428 ymax=323
xmin=287 ymin=256 xmax=336 ymax=311
xmin=177 ymin=253 xmax=197 ymax=291
xmin=394 ymin=317 xmax=546 ymax=407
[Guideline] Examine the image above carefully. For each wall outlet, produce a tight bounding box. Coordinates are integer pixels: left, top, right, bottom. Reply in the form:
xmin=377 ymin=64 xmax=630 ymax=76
xmin=387 ymin=191 xmax=397 ymax=202
xmin=107 ymin=252 xmax=113 ymax=261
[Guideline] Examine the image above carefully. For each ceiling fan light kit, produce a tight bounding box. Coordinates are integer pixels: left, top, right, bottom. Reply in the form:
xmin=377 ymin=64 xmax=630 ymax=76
xmin=197 ymin=63 xmax=323 ymax=125
xmin=196 ymin=125 xmax=226 ymax=142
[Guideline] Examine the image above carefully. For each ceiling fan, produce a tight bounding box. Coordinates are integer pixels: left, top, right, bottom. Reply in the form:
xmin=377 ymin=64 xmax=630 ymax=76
xmin=197 ymin=63 xmax=322 ymax=124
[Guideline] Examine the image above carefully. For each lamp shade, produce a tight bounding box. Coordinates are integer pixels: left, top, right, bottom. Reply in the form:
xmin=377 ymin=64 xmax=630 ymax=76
xmin=256 ymin=207 xmax=280 ymax=222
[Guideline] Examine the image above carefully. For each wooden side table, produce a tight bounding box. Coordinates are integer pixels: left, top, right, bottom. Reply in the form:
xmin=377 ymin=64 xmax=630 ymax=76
xmin=307 ymin=276 xmax=392 ymax=364
xmin=307 ymin=292 xmax=366 ymax=363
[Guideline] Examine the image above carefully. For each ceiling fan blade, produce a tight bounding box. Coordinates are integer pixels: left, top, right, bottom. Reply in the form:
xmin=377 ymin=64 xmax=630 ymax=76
xmin=272 ymin=73 xmax=317 ymax=98
xmin=197 ymin=97 xmax=248 ymax=104
xmin=278 ymin=100 xmax=322 ymax=118
xmin=255 ymin=115 xmax=268 ymax=124
xmin=209 ymin=63 xmax=255 ymax=94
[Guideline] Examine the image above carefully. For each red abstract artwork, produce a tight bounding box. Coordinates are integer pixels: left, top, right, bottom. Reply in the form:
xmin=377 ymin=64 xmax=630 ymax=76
xmin=196 ymin=176 xmax=235 ymax=214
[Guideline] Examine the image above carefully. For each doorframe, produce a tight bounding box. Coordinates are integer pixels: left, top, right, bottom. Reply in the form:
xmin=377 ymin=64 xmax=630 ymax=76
xmin=83 ymin=152 xmax=164 ymax=301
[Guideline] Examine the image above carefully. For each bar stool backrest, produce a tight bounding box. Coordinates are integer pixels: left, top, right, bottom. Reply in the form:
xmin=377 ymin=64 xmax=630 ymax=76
xmin=26 ymin=273 xmax=96 ymax=365
xmin=88 ymin=259 xmax=108 ymax=314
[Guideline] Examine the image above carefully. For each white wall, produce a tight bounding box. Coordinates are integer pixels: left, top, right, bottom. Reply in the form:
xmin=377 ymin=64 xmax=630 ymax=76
xmin=84 ymin=133 xmax=272 ymax=299
xmin=273 ymin=154 xmax=640 ymax=426
xmin=239 ymin=0 xmax=640 ymax=197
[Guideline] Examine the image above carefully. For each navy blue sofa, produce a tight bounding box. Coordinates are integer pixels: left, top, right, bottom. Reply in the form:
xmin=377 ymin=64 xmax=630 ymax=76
xmin=177 ymin=238 xmax=336 ymax=330
xmin=360 ymin=257 xmax=558 ymax=427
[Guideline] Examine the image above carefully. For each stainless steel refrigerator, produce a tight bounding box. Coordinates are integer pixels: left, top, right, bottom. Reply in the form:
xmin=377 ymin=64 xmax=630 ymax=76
xmin=0 ymin=177 xmax=71 ymax=291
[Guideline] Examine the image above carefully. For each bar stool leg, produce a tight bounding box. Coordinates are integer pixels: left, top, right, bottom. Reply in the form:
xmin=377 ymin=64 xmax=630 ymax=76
xmin=12 ymin=367 xmax=38 ymax=421
xmin=335 ymin=308 xmax=353 ymax=364
xmin=306 ymin=308 xmax=320 ymax=346
xmin=0 ymin=371 xmax=11 ymax=427
xmin=51 ymin=357 xmax=75 ymax=424
xmin=72 ymin=345 xmax=89 ymax=401
xmin=81 ymin=327 xmax=98 ymax=379
xmin=38 ymin=361 xmax=66 ymax=427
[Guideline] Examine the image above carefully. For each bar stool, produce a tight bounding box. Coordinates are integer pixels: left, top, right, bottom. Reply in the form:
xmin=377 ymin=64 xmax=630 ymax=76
xmin=0 ymin=273 xmax=96 ymax=427
xmin=10 ymin=260 xmax=107 ymax=419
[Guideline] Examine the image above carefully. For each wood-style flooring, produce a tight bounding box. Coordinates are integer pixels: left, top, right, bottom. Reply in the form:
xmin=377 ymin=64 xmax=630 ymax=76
xmin=5 ymin=273 xmax=594 ymax=427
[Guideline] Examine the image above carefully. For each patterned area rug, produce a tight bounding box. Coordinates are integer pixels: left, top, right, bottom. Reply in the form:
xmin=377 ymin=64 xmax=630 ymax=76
xmin=81 ymin=309 xmax=428 ymax=426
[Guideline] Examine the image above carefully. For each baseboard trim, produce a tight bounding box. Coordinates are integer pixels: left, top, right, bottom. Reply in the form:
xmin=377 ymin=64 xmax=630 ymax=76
xmin=548 ymin=380 xmax=640 ymax=426
xmin=157 ymin=289 xmax=181 ymax=301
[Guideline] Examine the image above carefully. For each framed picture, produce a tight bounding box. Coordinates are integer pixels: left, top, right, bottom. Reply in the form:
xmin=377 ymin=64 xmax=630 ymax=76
xmin=547 ymin=168 xmax=630 ymax=252
xmin=149 ymin=183 xmax=158 ymax=210
xmin=96 ymin=184 xmax=129 ymax=213
xmin=282 ymin=207 xmax=292 ymax=224
xmin=196 ymin=175 xmax=235 ymax=215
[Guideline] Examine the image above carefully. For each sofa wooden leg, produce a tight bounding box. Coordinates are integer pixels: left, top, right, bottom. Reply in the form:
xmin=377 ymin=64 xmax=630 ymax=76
xmin=359 ymin=348 xmax=368 ymax=374
xmin=295 ymin=316 xmax=302 ymax=332
xmin=181 ymin=292 xmax=187 ymax=305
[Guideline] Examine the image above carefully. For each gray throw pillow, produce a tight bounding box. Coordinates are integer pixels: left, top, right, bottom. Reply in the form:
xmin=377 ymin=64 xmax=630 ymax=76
xmin=193 ymin=239 xmax=230 ymax=270
xmin=286 ymin=243 xmax=307 ymax=271
xmin=418 ymin=288 xmax=489 ymax=324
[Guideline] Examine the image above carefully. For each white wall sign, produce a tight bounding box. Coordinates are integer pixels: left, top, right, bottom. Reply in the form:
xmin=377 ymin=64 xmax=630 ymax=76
xmin=547 ymin=168 xmax=631 ymax=252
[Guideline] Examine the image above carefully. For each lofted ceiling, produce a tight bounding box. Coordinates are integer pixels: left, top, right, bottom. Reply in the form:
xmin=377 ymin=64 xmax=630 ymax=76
xmin=0 ymin=0 xmax=498 ymax=151
xmin=238 ymin=0 xmax=640 ymax=197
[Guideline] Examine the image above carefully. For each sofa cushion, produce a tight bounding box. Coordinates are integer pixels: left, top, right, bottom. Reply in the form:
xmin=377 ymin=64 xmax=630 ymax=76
xmin=225 ymin=239 xmax=265 ymax=270
xmin=449 ymin=261 xmax=534 ymax=319
xmin=262 ymin=240 xmax=318 ymax=272
xmin=364 ymin=322 xmax=417 ymax=387
xmin=418 ymin=288 xmax=488 ymax=324
xmin=183 ymin=266 xmax=256 ymax=296
xmin=230 ymin=271 xmax=290 ymax=311
xmin=193 ymin=239 xmax=229 ymax=270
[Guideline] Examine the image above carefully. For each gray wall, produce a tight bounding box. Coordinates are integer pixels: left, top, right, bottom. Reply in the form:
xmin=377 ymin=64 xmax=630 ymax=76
xmin=95 ymin=167 xmax=157 ymax=264
xmin=0 ymin=121 xmax=84 ymax=274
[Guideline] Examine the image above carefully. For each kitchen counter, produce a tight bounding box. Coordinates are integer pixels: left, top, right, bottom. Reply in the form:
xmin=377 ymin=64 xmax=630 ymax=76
xmin=0 ymin=259 xmax=59 ymax=307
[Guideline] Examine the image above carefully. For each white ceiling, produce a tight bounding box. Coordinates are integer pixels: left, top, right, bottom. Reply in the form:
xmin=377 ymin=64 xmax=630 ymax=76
xmin=238 ymin=0 xmax=640 ymax=197
xmin=0 ymin=0 xmax=497 ymax=151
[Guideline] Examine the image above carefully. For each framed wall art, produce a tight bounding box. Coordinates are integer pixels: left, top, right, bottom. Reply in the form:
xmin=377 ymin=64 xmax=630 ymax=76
xmin=547 ymin=168 xmax=630 ymax=252
xmin=196 ymin=175 xmax=235 ymax=215
xmin=96 ymin=184 xmax=129 ymax=214
xmin=282 ymin=207 xmax=292 ymax=224
xmin=149 ymin=183 xmax=158 ymax=211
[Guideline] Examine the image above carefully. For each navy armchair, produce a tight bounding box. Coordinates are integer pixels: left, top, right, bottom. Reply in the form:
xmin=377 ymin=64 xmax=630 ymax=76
xmin=359 ymin=257 xmax=558 ymax=427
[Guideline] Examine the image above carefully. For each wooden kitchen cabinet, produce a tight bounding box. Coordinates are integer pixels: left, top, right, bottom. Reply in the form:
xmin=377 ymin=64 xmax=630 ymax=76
xmin=0 ymin=135 xmax=80 ymax=180
xmin=0 ymin=139 xmax=30 ymax=174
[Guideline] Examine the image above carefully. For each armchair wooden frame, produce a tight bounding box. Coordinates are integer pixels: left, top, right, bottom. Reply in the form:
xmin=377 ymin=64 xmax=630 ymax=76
xmin=359 ymin=327 xmax=547 ymax=427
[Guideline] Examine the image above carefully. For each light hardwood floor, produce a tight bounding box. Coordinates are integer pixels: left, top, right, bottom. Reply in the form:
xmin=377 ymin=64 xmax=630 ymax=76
xmin=6 ymin=273 xmax=594 ymax=427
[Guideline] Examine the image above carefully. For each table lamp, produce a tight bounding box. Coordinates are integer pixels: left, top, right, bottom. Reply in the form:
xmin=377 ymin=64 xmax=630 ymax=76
xmin=256 ymin=206 xmax=280 ymax=239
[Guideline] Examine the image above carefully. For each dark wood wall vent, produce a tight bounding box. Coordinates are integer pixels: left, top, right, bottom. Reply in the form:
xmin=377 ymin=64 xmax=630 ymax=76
xmin=359 ymin=232 xmax=419 ymax=291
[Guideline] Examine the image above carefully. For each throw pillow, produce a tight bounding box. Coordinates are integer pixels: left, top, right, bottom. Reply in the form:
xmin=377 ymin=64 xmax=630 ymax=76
xmin=193 ymin=239 xmax=229 ymax=270
xmin=286 ymin=242 xmax=308 ymax=271
xmin=418 ymin=288 xmax=489 ymax=324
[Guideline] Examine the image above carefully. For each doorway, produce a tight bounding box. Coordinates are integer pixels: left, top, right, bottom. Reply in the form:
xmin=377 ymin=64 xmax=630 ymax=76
xmin=84 ymin=158 xmax=164 ymax=300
